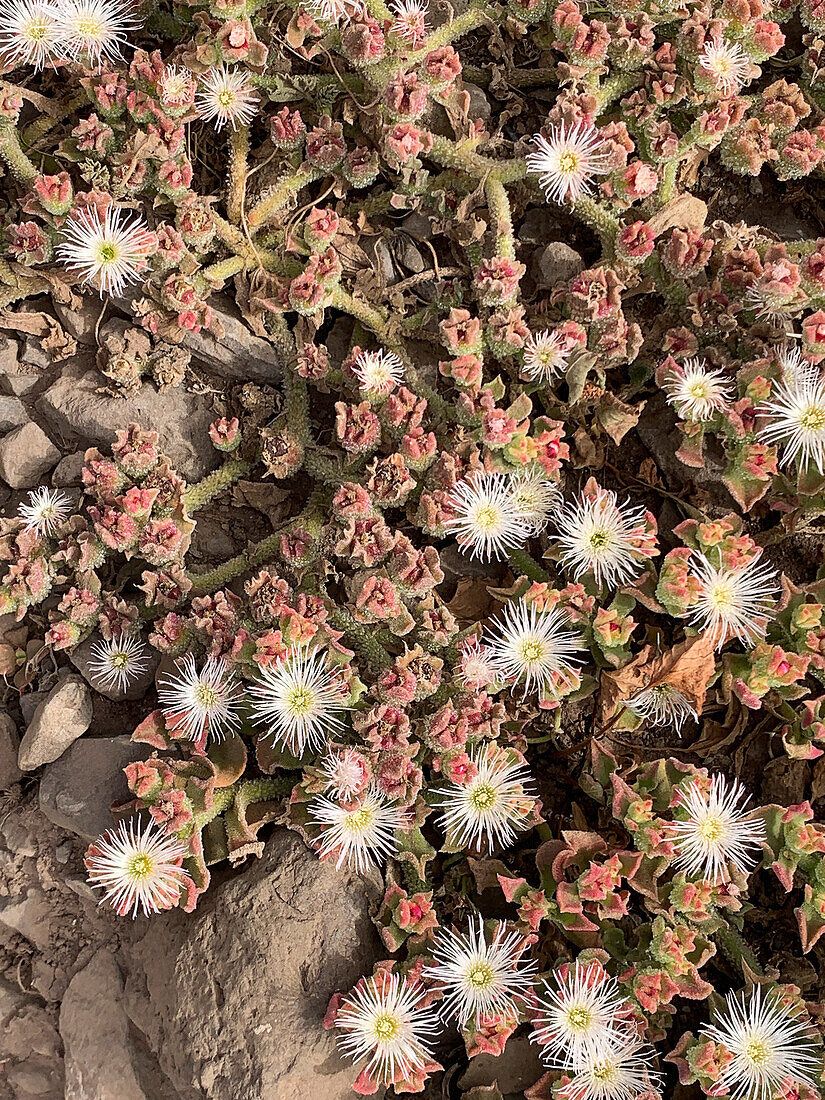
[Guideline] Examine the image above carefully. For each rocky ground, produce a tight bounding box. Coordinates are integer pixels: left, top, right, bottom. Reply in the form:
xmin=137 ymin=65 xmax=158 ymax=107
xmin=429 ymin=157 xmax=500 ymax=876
xmin=0 ymin=290 xmax=555 ymax=1100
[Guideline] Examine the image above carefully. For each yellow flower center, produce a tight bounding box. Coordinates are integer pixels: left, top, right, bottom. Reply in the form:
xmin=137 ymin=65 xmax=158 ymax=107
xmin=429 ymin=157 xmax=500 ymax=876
xmin=699 ymin=815 xmax=724 ymax=843
xmin=800 ymin=403 xmax=825 ymax=432
xmin=567 ymin=1005 xmax=595 ymax=1032
xmin=127 ymin=853 xmax=154 ymax=880
xmin=195 ymin=683 xmax=219 ymax=710
xmin=708 ymin=578 xmax=734 ymax=611
xmin=592 ymin=1062 xmax=618 ymax=1084
xmin=112 ymin=651 xmax=129 ymax=670
xmin=519 ymin=638 xmax=545 ymax=664
xmin=467 ymin=962 xmax=496 ymax=989
xmin=559 ymin=151 xmax=579 ymax=175
xmin=77 ymin=17 xmax=103 ymax=37
xmin=687 ymin=379 xmax=711 ymax=400
xmin=474 ymin=505 xmax=499 ymax=532
xmin=588 ymin=529 xmax=610 ymax=552
xmin=744 ymin=1037 xmax=769 ymax=1068
xmin=344 ymin=806 xmax=374 ymax=833
xmin=470 ymin=782 xmax=497 ymax=812
xmin=374 ymin=1013 xmax=401 ymax=1042
xmin=217 ymin=89 xmax=235 ymax=108
xmin=98 ymin=242 xmax=118 ymax=264
xmin=287 ymin=684 xmax=314 ymax=716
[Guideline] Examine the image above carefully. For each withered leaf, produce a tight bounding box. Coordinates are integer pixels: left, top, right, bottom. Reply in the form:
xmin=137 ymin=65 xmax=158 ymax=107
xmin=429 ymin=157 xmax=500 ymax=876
xmin=597 ymin=632 xmax=716 ymax=724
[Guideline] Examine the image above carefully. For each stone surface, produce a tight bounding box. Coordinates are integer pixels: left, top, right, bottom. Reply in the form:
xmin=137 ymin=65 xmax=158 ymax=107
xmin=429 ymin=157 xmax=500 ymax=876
xmin=39 ymin=735 xmax=146 ymax=839
xmin=179 ymin=295 xmax=282 ymax=382
xmin=18 ymin=676 xmax=93 ymax=770
xmin=37 ymin=365 xmax=218 ymax=480
xmin=60 ymin=950 xmax=151 ymax=1100
xmin=458 ymin=1035 xmax=544 ymax=1094
xmin=52 ymin=297 xmax=112 ymax=345
xmin=0 ymin=396 xmax=28 ymax=433
xmin=0 ymin=709 xmax=22 ymax=788
xmin=51 ymin=450 xmax=86 ymax=487
xmin=68 ymin=634 xmax=159 ymax=701
xmin=535 ymin=241 xmax=585 ymax=289
xmin=19 ymin=335 xmax=50 ymax=369
xmin=121 ymin=829 xmax=385 ymax=1100
xmin=0 ymin=421 xmax=62 ymax=489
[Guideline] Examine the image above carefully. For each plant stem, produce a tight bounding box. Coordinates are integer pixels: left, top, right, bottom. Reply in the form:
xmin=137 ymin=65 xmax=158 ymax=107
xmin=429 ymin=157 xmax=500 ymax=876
xmin=183 ymin=457 xmax=252 ymax=513
xmin=247 ymin=166 xmax=324 ymax=230
xmin=0 ymin=126 xmax=37 ymax=184
xmin=507 ymin=547 xmax=552 ymax=583
xmin=227 ymin=124 xmax=250 ymax=225
xmin=327 ymin=605 xmax=392 ymax=672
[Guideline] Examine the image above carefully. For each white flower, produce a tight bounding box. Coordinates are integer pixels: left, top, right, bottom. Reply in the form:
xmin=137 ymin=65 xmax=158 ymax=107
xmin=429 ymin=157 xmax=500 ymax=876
xmin=305 ymin=0 xmax=362 ymax=23
xmin=703 ymin=986 xmax=822 ymax=1100
xmin=757 ymin=371 xmax=825 ymax=474
xmin=743 ymin=284 xmax=799 ymax=327
xmin=353 ymin=349 xmax=404 ymax=396
xmin=671 ymin=775 xmax=766 ymax=883
xmin=663 ymin=358 xmax=733 ymax=421
xmin=510 ymin=469 xmax=561 ymax=535
xmin=158 ymin=65 xmax=196 ymax=111
xmin=526 ymin=121 xmax=611 ymax=205
xmin=775 ymin=345 xmax=819 ymax=390
xmin=58 ymin=205 xmax=153 ymax=298
xmin=85 ymin=818 xmax=191 ymax=918
xmin=433 ymin=743 xmax=536 ymax=851
xmin=157 ymin=654 xmax=242 ymax=747
xmin=88 ymin=633 xmax=150 ymax=693
xmin=445 ymin=472 xmax=530 ymax=562
xmin=249 ymin=649 xmax=345 ymax=756
xmin=321 ymin=747 xmax=370 ymax=802
xmin=0 ymin=0 xmax=61 ymax=70
xmin=624 ymin=683 xmax=698 ymax=733
xmin=688 ymin=552 xmax=779 ymax=650
xmin=423 ymin=917 xmax=537 ymax=1029
xmin=195 ymin=65 xmax=259 ymax=131
xmin=17 ymin=487 xmax=70 ymax=537
xmin=390 ymin=0 xmax=428 ymax=44
xmin=486 ymin=600 xmax=584 ymax=698
xmin=55 ymin=0 xmax=137 ymax=66
xmin=699 ymin=36 xmax=750 ymax=96
xmin=557 ymin=1037 xmax=663 ymax=1100
xmin=309 ymin=785 xmax=405 ymax=872
xmin=532 ymin=961 xmax=631 ymax=1070
xmin=335 ymin=972 xmax=441 ymax=1087
xmin=552 ymin=488 xmax=655 ymax=590
xmin=523 ymin=329 xmax=571 ymax=382
xmin=456 ymin=638 xmax=500 ymax=691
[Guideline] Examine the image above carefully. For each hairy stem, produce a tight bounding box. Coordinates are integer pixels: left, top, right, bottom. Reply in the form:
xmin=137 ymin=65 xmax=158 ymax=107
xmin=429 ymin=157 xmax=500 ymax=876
xmin=0 ymin=126 xmax=38 ymax=184
xmin=507 ymin=547 xmax=552 ymax=583
xmin=183 ymin=457 xmax=252 ymax=513
xmin=227 ymin=124 xmax=250 ymax=226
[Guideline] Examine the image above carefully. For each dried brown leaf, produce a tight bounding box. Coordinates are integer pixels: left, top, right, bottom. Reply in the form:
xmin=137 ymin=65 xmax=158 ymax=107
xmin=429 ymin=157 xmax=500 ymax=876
xmin=597 ymin=633 xmax=716 ymax=724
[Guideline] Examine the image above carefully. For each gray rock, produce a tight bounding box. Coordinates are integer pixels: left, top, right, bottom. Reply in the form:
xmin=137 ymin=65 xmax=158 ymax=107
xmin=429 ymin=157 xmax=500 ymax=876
xmin=465 ymin=82 xmax=492 ymax=122
xmin=0 ymin=333 xmax=19 ymax=373
xmin=37 ymin=366 xmax=217 ymax=481
xmin=51 ymin=451 xmax=86 ymax=487
xmin=52 ymin=296 xmax=110 ymax=345
xmin=535 ymin=241 xmax=585 ymax=289
xmin=179 ymin=295 xmax=281 ymax=382
xmin=458 ymin=1035 xmax=544 ymax=1094
xmin=0 ymin=396 xmax=27 ymax=433
xmin=0 ymin=422 xmax=61 ymax=489
xmin=68 ymin=634 xmax=158 ymax=701
xmin=0 ymin=711 xmax=21 ymax=789
xmin=19 ymin=335 xmax=50 ymax=370
xmin=121 ymin=829 xmax=385 ymax=1100
xmin=18 ymin=676 xmax=93 ymax=770
xmin=2 ymin=371 xmax=39 ymax=397
xmin=401 ymin=212 xmax=432 ymax=241
xmin=396 ymin=236 xmax=426 ymax=274
xmin=60 ymin=950 xmax=150 ymax=1100
xmin=39 ymin=736 xmax=146 ymax=839
xmin=0 ymin=887 xmax=52 ymax=950
xmin=19 ymin=688 xmax=48 ymax=726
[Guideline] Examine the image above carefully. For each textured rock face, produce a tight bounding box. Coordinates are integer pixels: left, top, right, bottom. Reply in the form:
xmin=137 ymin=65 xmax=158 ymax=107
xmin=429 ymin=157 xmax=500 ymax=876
xmin=36 ymin=365 xmax=218 ymax=480
xmin=121 ymin=829 xmax=384 ymax=1100
xmin=18 ymin=676 xmax=93 ymax=771
xmin=0 ymin=422 xmax=62 ymax=489
xmin=39 ymin=736 xmax=146 ymax=839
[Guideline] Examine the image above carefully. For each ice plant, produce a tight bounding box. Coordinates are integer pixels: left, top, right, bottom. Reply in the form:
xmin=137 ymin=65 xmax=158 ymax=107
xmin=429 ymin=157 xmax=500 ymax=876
xmin=522 ymin=329 xmax=571 ymax=382
xmin=532 ymin=962 xmax=631 ymax=1070
xmin=157 ymin=654 xmax=241 ymax=746
xmin=445 ymin=472 xmax=530 ymax=562
xmin=0 ymin=0 xmax=61 ymax=70
xmin=423 ymin=916 xmax=537 ymax=1028
xmin=321 ymin=747 xmax=370 ymax=802
xmin=757 ymin=371 xmax=825 ymax=474
xmin=249 ymin=648 xmax=345 ymax=755
xmin=334 ymin=972 xmax=441 ymax=1088
xmin=17 ymin=487 xmax=70 ymax=537
xmin=55 ymin=0 xmax=136 ymax=66
xmin=433 ymin=743 xmax=536 ymax=851
xmin=486 ymin=600 xmax=584 ymax=697
xmin=698 ymin=36 xmax=750 ymax=96
xmin=88 ymin=633 xmax=150 ymax=692
xmin=670 ymin=775 xmax=766 ymax=883
xmin=526 ymin=122 xmax=610 ymax=205
xmin=390 ymin=0 xmax=428 ymax=44
xmin=624 ymin=683 xmax=698 ymax=733
xmin=85 ymin=818 xmax=192 ymax=917
xmin=309 ymin=786 xmax=405 ymax=872
xmin=557 ymin=1036 xmax=662 ymax=1100
xmin=776 ymin=345 xmax=819 ymax=388
xmin=662 ymin=358 xmax=733 ymax=421
xmin=510 ymin=469 xmax=561 ymax=534
xmin=353 ymin=349 xmax=405 ymax=396
xmin=703 ymin=986 xmax=822 ymax=1100
xmin=552 ymin=488 xmax=655 ymax=589
xmin=57 ymin=206 xmax=153 ymax=297
xmin=195 ymin=65 xmax=259 ymax=131
xmin=456 ymin=638 xmax=500 ymax=691
xmin=688 ymin=553 xmax=779 ymax=650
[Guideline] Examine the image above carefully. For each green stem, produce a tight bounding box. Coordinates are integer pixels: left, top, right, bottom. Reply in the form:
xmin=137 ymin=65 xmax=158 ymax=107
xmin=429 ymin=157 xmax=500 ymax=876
xmin=0 ymin=126 xmax=38 ymax=184
xmin=658 ymin=159 xmax=678 ymax=207
xmin=187 ymin=531 xmax=283 ymax=592
xmin=572 ymin=196 xmax=621 ymax=256
xmin=247 ymin=166 xmax=324 ymax=230
xmin=227 ymin=124 xmax=250 ymax=226
xmin=183 ymin=457 xmax=252 ymax=513
xmin=713 ymin=925 xmax=764 ymax=978
xmin=507 ymin=547 xmax=552 ymax=583
xmin=327 ymin=606 xmax=392 ymax=672
xmin=427 ymin=136 xmax=527 ymax=183
xmin=184 ymin=785 xmax=237 ymax=836
xmin=485 ymin=176 xmax=516 ymax=259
